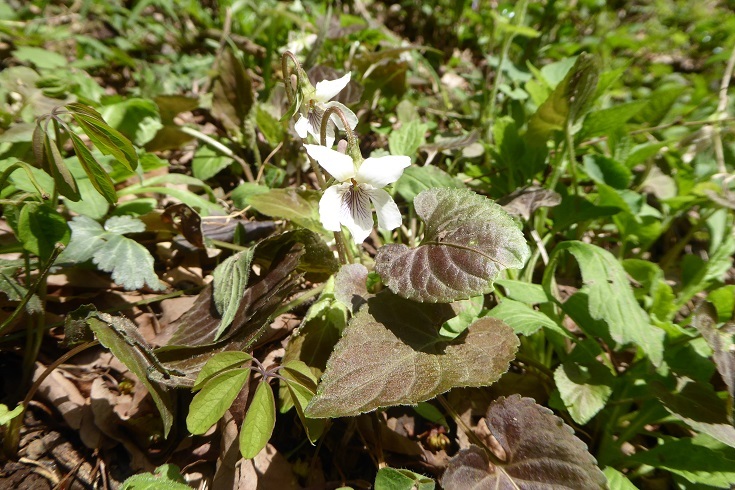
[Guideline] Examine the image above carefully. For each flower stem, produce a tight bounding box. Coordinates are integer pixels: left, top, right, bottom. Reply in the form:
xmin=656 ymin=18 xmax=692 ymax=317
xmin=281 ymin=51 xmax=302 ymax=106
xmin=321 ymin=106 xmax=357 ymax=149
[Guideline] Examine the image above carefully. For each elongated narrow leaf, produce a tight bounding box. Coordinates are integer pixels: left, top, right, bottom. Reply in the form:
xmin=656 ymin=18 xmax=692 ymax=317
xmin=193 ymin=351 xmax=252 ymax=391
xmin=68 ymin=102 xmax=138 ymax=171
xmin=305 ymin=292 xmax=518 ymax=418
xmin=213 ymin=249 xmax=255 ymax=341
xmin=32 ymin=122 xmax=48 ymax=172
xmin=281 ymin=360 xmax=325 ymax=443
xmin=187 ymin=368 xmax=250 ymax=434
xmin=544 ymin=241 xmax=664 ymax=366
xmin=376 ymin=188 xmax=530 ymax=303
xmin=45 ymin=132 xmax=80 ymax=201
xmin=68 ymin=131 xmax=117 ymax=203
xmin=212 ymin=47 xmax=254 ymax=138
xmin=692 ymin=302 xmax=735 ymax=413
xmin=441 ymin=395 xmax=606 ymax=489
xmin=240 ymin=381 xmax=276 ymax=459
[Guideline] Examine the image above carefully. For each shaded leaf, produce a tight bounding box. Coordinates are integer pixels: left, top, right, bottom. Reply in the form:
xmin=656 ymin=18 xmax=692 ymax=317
xmin=441 ymin=295 xmax=484 ymax=339
xmin=191 ymin=145 xmax=234 ymax=181
xmin=305 ymin=292 xmax=519 ymax=418
xmin=420 ymin=131 xmax=480 ymax=166
xmin=247 ymin=188 xmax=326 ymax=235
xmin=17 ymin=202 xmax=69 ymax=261
xmin=187 ymin=369 xmax=250 ymax=434
xmin=376 ymin=188 xmax=530 ymax=303
xmin=579 ymin=101 xmax=646 ymax=139
xmin=162 ymin=203 xmax=204 ymax=249
xmin=212 ymin=47 xmax=254 ymax=138
xmin=693 ymin=302 xmax=735 ymax=410
xmin=45 ymin=131 xmax=80 ymax=201
xmin=212 ymin=248 xmax=255 ymax=340
xmin=240 ymin=381 xmax=276 ymax=459
xmin=280 ymin=360 xmax=326 ymax=443
xmin=544 ymin=241 xmax=664 ymax=366
xmin=441 ymin=395 xmax=606 ymax=489
xmin=499 ymin=186 xmax=561 ymax=221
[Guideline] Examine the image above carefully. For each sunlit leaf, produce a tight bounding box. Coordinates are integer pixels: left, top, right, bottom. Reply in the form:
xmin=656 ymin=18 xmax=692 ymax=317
xmin=374 ymin=467 xmax=435 ymax=490
xmin=247 ymin=188 xmax=326 ymax=235
xmin=376 ymin=188 xmax=530 ymax=303
xmin=305 ymin=292 xmax=518 ymax=418
xmin=120 ymin=464 xmax=191 ymax=490
xmin=280 ymin=360 xmax=325 ymax=443
xmin=187 ymin=368 xmax=250 ymax=434
xmin=68 ymin=131 xmax=117 ymax=204
xmin=441 ymin=395 xmax=606 ymax=489
xmin=67 ymin=102 xmax=138 ymax=171
xmin=193 ymin=351 xmax=252 ymax=391
xmin=240 ymin=381 xmax=276 ymax=459
xmin=488 ymin=299 xmax=570 ymax=337
xmin=394 ymin=165 xmax=465 ymax=204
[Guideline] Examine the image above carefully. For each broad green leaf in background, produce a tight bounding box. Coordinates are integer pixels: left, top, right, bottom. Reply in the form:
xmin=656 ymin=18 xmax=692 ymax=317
xmin=247 ymin=188 xmax=326 ymax=235
xmin=582 ymin=155 xmax=632 ymax=190
xmin=240 ymin=381 xmax=276 ymax=459
xmin=305 ymin=292 xmax=518 ymax=418
xmin=13 ymin=46 xmax=67 ymax=69
xmin=17 ymin=202 xmax=69 ymax=261
xmin=578 ymin=101 xmax=646 ymax=140
xmin=192 ymin=146 xmax=234 ymax=181
xmin=212 ymin=249 xmax=255 ymax=340
xmin=60 ymin=215 xmax=163 ymax=291
xmin=99 ymin=97 xmax=162 ymax=146
xmin=634 ymin=84 xmax=685 ymax=126
xmin=187 ymin=369 xmax=250 ymax=434
xmin=554 ymin=340 xmax=616 ymax=425
xmin=441 ymin=396 xmax=606 ymax=489
xmin=544 ymin=241 xmax=665 ymax=366
xmin=388 ymin=119 xmax=428 ymax=163
xmin=488 ymin=298 xmax=570 ymax=337
xmin=376 ymin=188 xmax=530 ymax=303
xmin=393 ymin=165 xmax=465 ymax=203
xmin=374 ymin=467 xmax=435 ymax=490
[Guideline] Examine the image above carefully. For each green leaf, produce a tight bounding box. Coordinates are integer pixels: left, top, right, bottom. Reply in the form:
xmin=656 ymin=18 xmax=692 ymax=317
xmin=67 ymin=102 xmax=139 ymax=171
xmin=440 ymin=295 xmax=484 ymax=338
xmin=212 ymin=249 xmax=255 ymax=341
xmin=17 ymin=202 xmax=69 ymax=260
xmin=494 ymin=279 xmax=549 ymax=304
xmin=388 ymin=119 xmax=428 ymax=162
xmin=693 ymin=303 xmax=735 ymax=410
xmin=527 ymin=53 xmax=600 ymax=143
xmin=550 ymin=195 xmax=622 ymax=232
xmin=45 ymin=132 xmax=80 ymax=201
xmin=191 ymin=145 xmax=234 ymax=181
xmin=441 ymin=396 xmax=606 ymax=489
xmin=488 ymin=298 xmax=570 ymax=337
xmin=68 ymin=131 xmax=117 ymax=203
xmin=628 ymin=434 xmax=735 ymax=487
xmin=187 ymin=368 xmax=250 ymax=434
xmin=193 ymin=351 xmax=253 ymax=391
xmin=376 ymin=188 xmax=530 ymax=303
xmin=0 ymin=404 xmax=23 ymax=426
xmin=393 ymin=165 xmax=465 ymax=203
xmin=374 ymin=467 xmax=435 ymax=490
xmin=582 ymin=154 xmax=632 ymax=189
xmin=281 ymin=360 xmax=325 ymax=443
xmin=247 ymin=188 xmax=326 ymax=235
xmin=677 ymin=234 xmax=735 ymax=308
xmin=602 ymin=467 xmax=638 ymax=490
xmin=554 ymin=340 xmax=615 ymax=425
xmin=544 ymin=241 xmax=665 ymax=366
xmin=13 ymin=46 xmax=67 ymax=69
xmin=99 ymin=98 xmax=162 ymax=146
xmin=579 ymin=101 xmax=646 ymax=139
xmin=120 ymin=464 xmax=191 ymax=490
xmin=635 ymin=84 xmax=685 ymax=126
xmin=60 ymin=216 xmax=163 ymax=291
xmin=305 ymin=292 xmax=518 ymax=418
xmin=240 ymin=381 xmax=276 ymax=459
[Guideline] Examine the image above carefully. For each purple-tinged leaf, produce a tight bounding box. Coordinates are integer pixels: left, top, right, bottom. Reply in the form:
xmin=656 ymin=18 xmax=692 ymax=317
xmin=693 ymin=302 xmax=735 ymax=415
xmin=334 ymin=263 xmax=373 ymax=313
xmin=441 ymin=395 xmax=606 ymax=490
xmin=376 ymin=188 xmax=530 ymax=303
xmin=304 ymin=292 xmax=518 ymax=418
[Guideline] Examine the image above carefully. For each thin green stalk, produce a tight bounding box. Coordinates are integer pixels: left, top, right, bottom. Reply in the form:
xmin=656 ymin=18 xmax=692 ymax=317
xmin=178 ymin=125 xmax=255 ymax=183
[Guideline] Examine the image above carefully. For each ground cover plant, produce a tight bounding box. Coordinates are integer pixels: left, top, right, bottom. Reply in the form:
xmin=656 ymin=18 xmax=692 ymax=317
xmin=0 ymin=0 xmax=734 ymax=488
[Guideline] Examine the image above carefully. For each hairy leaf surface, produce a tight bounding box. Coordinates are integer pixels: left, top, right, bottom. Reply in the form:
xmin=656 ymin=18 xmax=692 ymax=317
xmin=376 ymin=188 xmax=530 ymax=303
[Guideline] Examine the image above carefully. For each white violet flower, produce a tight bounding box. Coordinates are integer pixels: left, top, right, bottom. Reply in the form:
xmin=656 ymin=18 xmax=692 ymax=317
xmin=304 ymin=144 xmax=410 ymax=243
xmin=295 ymin=73 xmax=358 ymax=148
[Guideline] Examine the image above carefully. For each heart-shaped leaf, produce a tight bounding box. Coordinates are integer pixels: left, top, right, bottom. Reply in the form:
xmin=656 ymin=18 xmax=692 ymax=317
xmin=304 ymin=292 xmax=518 ymax=418
xmin=441 ymin=395 xmax=606 ymax=490
xmin=376 ymin=188 xmax=530 ymax=303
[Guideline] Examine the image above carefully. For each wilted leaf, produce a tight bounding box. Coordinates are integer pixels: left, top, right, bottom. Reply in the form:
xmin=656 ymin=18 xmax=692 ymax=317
xmin=441 ymin=395 xmax=606 ymax=489
xmin=544 ymin=241 xmax=664 ymax=366
xmin=240 ymin=381 xmax=276 ymax=459
xmin=693 ymin=302 xmax=735 ymax=409
xmin=376 ymin=188 xmax=530 ymax=303
xmin=499 ymin=186 xmax=561 ymax=221
xmin=162 ymin=203 xmax=204 ymax=248
xmin=305 ymin=292 xmax=519 ymax=418
xmin=187 ymin=369 xmax=250 ymax=434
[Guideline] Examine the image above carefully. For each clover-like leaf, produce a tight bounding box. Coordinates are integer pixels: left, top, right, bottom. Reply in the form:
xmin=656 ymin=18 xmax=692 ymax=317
xmin=376 ymin=188 xmax=530 ymax=303
xmin=441 ymin=395 xmax=606 ymax=490
xmin=304 ymin=292 xmax=518 ymax=418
